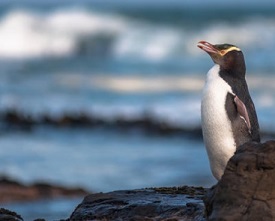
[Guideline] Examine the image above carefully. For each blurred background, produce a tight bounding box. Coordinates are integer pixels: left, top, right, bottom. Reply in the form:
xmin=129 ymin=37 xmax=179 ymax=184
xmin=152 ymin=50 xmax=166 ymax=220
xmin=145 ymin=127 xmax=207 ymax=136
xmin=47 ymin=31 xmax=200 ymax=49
xmin=1 ymin=0 xmax=275 ymax=219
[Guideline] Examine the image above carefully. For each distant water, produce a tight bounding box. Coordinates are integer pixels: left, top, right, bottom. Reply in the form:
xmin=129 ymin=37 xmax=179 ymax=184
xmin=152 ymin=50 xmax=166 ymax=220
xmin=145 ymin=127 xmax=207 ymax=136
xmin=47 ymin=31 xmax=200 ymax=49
xmin=0 ymin=0 xmax=275 ymax=220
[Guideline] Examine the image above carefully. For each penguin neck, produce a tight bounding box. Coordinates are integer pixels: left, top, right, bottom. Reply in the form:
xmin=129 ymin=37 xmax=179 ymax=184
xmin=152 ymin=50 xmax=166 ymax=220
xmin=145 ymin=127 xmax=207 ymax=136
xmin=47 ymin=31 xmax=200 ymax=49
xmin=217 ymin=64 xmax=247 ymax=94
xmin=219 ymin=51 xmax=246 ymax=78
xmin=219 ymin=58 xmax=246 ymax=79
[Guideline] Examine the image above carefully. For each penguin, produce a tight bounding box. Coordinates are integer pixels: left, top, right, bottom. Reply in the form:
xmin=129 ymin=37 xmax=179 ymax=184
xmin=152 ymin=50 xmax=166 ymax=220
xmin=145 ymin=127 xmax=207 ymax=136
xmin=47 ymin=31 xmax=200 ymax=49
xmin=197 ymin=41 xmax=260 ymax=180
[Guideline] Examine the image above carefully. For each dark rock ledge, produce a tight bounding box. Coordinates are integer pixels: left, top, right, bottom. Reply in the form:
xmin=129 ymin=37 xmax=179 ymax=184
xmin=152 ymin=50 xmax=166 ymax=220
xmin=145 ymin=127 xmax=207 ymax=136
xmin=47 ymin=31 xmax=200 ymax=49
xmin=69 ymin=186 xmax=206 ymax=221
xmin=2 ymin=140 xmax=275 ymax=220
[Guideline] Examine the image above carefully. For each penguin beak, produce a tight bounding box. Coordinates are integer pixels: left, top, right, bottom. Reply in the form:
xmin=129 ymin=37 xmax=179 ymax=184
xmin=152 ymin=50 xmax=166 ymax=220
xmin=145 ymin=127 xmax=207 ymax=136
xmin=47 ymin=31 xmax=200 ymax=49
xmin=197 ymin=41 xmax=222 ymax=64
xmin=197 ymin=41 xmax=219 ymax=55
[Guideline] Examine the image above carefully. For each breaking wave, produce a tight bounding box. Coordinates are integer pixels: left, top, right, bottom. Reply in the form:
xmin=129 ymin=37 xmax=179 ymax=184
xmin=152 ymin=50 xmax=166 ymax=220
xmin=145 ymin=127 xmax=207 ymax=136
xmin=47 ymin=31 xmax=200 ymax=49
xmin=0 ymin=8 xmax=275 ymax=61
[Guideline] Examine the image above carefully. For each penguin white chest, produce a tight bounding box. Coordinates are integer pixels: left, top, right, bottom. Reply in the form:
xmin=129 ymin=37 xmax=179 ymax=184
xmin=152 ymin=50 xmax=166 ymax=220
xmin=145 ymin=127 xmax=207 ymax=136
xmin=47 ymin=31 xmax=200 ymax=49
xmin=201 ymin=64 xmax=236 ymax=180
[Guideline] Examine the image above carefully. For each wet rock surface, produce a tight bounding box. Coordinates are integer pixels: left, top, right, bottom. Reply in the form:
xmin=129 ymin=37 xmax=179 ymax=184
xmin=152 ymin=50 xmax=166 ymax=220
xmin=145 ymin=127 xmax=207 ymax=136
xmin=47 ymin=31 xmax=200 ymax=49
xmin=205 ymin=141 xmax=275 ymax=221
xmin=69 ymin=186 xmax=206 ymax=221
xmin=0 ymin=208 xmax=23 ymax=221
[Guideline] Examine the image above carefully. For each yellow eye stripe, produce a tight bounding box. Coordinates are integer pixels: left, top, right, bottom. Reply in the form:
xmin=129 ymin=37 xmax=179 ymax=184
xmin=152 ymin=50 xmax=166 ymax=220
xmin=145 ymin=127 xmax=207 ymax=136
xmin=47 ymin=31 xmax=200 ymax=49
xmin=221 ymin=46 xmax=241 ymax=55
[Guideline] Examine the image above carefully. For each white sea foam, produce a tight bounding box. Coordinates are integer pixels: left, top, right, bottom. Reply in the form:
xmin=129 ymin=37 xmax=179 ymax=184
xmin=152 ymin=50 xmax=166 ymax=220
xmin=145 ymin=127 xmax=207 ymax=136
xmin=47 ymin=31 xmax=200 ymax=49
xmin=113 ymin=25 xmax=183 ymax=61
xmin=0 ymin=9 xmax=126 ymax=58
xmin=0 ymin=9 xmax=275 ymax=60
xmin=86 ymin=75 xmax=204 ymax=92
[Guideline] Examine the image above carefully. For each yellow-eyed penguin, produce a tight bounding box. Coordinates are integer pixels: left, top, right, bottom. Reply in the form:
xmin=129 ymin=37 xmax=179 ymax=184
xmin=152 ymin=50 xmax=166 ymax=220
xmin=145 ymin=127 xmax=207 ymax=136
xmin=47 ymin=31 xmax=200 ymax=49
xmin=197 ymin=41 xmax=260 ymax=180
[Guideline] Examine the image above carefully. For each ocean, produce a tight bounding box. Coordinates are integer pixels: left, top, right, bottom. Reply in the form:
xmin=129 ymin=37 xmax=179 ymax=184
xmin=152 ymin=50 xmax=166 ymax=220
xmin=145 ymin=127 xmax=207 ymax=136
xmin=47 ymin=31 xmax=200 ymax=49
xmin=1 ymin=0 xmax=275 ymax=220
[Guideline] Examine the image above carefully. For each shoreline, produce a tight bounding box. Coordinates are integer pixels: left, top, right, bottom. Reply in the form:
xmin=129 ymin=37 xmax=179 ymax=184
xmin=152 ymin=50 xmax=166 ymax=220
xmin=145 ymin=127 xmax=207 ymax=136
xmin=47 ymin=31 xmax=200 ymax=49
xmin=1 ymin=109 xmax=274 ymax=140
xmin=0 ymin=175 xmax=90 ymax=204
xmin=1 ymin=109 xmax=202 ymax=138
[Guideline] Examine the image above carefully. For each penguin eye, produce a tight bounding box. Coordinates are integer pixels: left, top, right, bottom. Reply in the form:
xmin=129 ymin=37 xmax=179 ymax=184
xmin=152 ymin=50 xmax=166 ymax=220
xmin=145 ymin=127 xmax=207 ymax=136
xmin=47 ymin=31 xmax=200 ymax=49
xmin=220 ymin=50 xmax=226 ymax=55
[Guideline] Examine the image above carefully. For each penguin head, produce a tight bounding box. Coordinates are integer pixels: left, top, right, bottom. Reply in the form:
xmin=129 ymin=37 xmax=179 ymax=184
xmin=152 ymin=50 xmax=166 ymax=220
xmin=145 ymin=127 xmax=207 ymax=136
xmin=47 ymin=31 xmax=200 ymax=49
xmin=197 ymin=41 xmax=245 ymax=73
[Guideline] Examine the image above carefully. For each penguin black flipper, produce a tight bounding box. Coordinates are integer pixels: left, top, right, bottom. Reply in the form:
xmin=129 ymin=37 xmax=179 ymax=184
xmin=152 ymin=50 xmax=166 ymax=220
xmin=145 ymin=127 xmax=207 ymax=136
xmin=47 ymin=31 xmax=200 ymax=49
xmin=225 ymin=93 xmax=254 ymax=148
xmin=248 ymin=99 xmax=261 ymax=142
xmin=234 ymin=95 xmax=251 ymax=134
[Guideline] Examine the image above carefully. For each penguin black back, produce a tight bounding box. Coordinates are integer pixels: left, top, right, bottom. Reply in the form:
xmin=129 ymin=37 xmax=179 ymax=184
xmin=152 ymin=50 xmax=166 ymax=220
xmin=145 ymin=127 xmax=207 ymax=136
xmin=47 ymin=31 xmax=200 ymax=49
xmin=218 ymin=49 xmax=261 ymax=144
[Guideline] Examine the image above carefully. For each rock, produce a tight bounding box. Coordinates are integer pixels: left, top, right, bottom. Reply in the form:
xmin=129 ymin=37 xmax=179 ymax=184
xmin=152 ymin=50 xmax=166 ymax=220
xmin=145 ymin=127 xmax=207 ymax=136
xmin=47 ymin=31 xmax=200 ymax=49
xmin=69 ymin=186 xmax=206 ymax=221
xmin=0 ymin=208 xmax=23 ymax=221
xmin=1 ymin=109 xmax=202 ymax=138
xmin=205 ymin=141 xmax=275 ymax=221
xmin=0 ymin=176 xmax=89 ymax=203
